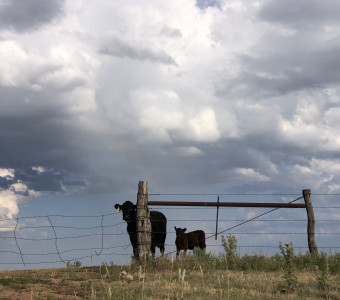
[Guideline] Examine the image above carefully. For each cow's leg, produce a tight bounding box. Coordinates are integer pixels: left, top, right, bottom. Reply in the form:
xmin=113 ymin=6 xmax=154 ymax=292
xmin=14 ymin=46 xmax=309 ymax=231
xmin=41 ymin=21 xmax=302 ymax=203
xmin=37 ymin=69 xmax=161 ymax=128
xmin=176 ymin=250 xmax=180 ymax=258
xmin=183 ymin=241 xmax=188 ymax=256
xmin=133 ymin=245 xmax=138 ymax=259
xmin=151 ymin=244 xmax=156 ymax=258
xmin=159 ymin=244 xmax=165 ymax=256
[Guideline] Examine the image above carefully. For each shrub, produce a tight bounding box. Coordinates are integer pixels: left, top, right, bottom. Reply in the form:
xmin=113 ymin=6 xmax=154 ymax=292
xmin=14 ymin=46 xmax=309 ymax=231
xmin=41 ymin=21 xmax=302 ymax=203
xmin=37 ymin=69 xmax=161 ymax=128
xmin=278 ymin=242 xmax=298 ymax=293
xmin=221 ymin=234 xmax=238 ymax=269
xmin=316 ymin=254 xmax=331 ymax=291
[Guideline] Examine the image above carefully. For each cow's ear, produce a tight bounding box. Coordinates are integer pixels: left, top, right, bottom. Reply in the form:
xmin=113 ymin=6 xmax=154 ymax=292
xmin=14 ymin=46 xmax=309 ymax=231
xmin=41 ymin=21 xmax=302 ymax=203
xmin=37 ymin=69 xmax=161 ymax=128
xmin=174 ymin=226 xmax=177 ymax=230
xmin=183 ymin=228 xmax=187 ymax=232
xmin=114 ymin=204 xmax=121 ymax=212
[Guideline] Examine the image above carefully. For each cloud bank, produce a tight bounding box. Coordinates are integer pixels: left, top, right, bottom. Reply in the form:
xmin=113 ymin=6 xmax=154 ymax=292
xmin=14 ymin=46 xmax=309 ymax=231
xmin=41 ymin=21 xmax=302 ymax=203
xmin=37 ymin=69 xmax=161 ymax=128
xmin=1 ymin=0 xmax=340 ymax=221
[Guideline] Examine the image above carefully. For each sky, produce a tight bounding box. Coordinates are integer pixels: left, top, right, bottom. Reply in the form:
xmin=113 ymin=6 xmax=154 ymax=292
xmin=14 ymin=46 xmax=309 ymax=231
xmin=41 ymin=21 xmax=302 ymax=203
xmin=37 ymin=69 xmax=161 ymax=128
xmin=0 ymin=0 xmax=340 ymax=270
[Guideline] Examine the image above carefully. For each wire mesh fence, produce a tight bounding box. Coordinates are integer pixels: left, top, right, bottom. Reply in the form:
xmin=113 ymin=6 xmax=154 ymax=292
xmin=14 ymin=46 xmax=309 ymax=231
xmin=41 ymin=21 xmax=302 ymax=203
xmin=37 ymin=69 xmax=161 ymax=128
xmin=0 ymin=193 xmax=339 ymax=269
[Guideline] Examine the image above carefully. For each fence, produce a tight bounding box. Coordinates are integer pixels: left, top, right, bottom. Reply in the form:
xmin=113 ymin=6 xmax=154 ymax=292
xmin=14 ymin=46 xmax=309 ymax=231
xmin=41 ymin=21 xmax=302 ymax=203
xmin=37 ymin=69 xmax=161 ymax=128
xmin=0 ymin=181 xmax=339 ymax=270
xmin=146 ymin=182 xmax=317 ymax=256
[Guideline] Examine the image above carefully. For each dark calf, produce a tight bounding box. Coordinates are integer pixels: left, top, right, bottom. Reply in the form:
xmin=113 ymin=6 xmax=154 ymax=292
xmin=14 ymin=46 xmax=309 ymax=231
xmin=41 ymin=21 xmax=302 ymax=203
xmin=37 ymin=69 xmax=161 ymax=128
xmin=174 ymin=227 xmax=206 ymax=258
xmin=115 ymin=201 xmax=167 ymax=258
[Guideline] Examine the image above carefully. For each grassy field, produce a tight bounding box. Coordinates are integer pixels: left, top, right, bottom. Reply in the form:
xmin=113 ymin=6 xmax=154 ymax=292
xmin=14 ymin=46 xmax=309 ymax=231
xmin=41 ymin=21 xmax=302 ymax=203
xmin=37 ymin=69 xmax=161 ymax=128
xmin=0 ymin=242 xmax=339 ymax=299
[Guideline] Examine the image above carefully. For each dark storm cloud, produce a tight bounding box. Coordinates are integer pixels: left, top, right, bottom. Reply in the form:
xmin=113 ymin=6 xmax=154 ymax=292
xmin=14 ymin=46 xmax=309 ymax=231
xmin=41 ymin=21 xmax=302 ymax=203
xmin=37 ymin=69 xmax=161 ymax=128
xmin=237 ymin=1 xmax=340 ymax=97
xmin=0 ymin=84 xmax=93 ymax=193
xmin=0 ymin=83 xmax=134 ymax=196
xmin=219 ymin=35 xmax=340 ymax=98
xmin=258 ymin=0 xmax=340 ymax=28
xmin=19 ymin=168 xmax=88 ymax=193
xmin=0 ymin=0 xmax=64 ymax=32
xmin=0 ymin=108 xmax=87 ymax=172
xmin=114 ymin=138 xmax=260 ymax=191
xmin=85 ymin=175 xmax=133 ymax=195
xmin=0 ymin=176 xmax=14 ymax=190
xmin=0 ymin=167 xmax=87 ymax=194
xmin=15 ymin=168 xmax=65 ymax=192
xmin=99 ymin=38 xmax=178 ymax=66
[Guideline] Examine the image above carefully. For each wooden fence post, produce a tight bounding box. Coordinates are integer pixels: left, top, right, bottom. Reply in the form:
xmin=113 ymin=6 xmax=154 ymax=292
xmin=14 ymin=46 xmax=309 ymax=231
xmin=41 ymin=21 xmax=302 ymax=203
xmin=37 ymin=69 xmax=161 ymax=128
xmin=303 ymin=189 xmax=318 ymax=255
xmin=137 ymin=181 xmax=151 ymax=261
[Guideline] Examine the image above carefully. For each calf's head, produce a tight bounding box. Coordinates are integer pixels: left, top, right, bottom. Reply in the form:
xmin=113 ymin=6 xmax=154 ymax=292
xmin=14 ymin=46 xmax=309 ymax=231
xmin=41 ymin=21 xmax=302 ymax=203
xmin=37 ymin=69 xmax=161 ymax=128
xmin=174 ymin=227 xmax=187 ymax=238
xmin=115 ymin=201 xmax=136 ymax=222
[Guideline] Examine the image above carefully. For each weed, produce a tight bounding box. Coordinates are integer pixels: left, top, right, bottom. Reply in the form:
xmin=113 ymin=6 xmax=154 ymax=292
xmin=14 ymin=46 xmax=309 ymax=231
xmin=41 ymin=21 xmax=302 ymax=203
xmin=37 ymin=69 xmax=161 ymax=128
xmin=278 ymin=242 xmax=298 ymax=293
xmin=178 ymin=268 xmax=186 ymax=300
xmin=222 ymin=234 xmax=238 ymax=269
xmin=316 ymin=254 xmax=331 ymax=291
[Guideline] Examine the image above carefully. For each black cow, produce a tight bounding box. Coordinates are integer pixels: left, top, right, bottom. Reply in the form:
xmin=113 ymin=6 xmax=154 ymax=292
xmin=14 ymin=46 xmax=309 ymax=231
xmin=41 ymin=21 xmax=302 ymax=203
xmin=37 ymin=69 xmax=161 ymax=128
xmin=174 ymin=227 xmax=206 ymax=258
xmin=115 ymin=201 xmax=167 ymax=258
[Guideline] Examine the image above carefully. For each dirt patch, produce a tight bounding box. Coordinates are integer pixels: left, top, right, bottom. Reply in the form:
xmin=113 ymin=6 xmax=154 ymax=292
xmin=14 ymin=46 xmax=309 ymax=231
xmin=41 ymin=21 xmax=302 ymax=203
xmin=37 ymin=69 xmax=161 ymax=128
xmin=0 ymin=267 xmax=90 ymax=299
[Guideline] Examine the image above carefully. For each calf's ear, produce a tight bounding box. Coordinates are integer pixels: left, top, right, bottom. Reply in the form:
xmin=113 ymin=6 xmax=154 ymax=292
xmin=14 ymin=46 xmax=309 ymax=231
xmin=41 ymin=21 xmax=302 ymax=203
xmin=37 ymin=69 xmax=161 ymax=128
xmin=174 ymin=226 xmax=177 ymax=230
xmin=114 ymin=204 xmax=121 ymax=212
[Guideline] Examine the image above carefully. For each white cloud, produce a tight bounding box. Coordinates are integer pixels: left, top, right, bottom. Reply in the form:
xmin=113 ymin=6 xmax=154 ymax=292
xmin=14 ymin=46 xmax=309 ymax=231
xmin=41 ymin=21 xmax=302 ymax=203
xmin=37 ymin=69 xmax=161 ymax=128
xmin=328 ymin=184 xmax=340 ymax=193
xmin=234 ymin=168 xmax=270 ymax=182
xmin=0 ymin=168 xmax=15 ymax=179
xmin=0 ymin=180 xmax=40 ymax=222
xmin=32 ymin=166 xmax=46 ymax=174
xmin=174 ymin=146 xmax=203 ymax=156
xmin=10 ymin=181 xmax=29 ymax=193
xmin=0 ymin=190 xmax=19 ymax=220
xmin=186 ymin=108 xmax=220 ymax=142
xmin=280 ymin=118 xmax=326 ymax=148
xmin=291 ymin=158 xmax=340 ymax=191
xmin=310 ymin=158 xmax=340 ymax=173
xmin=0 ymin=40 xmax=51 ymax=88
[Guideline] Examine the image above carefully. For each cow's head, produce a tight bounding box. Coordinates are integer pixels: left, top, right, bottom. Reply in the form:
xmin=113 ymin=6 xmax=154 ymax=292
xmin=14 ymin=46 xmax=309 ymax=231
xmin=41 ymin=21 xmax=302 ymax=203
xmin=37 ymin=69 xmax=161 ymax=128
xmin=174 ymin=226 xmax=186 ymax=238
xmin=115 ymin=201 xmax=136 ymax=222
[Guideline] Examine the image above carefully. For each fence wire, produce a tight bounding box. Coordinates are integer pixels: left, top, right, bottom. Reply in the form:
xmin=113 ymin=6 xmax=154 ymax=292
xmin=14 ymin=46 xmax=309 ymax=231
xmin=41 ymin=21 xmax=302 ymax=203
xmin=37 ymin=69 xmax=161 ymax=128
xmin=0 ymin=193 xmax=339 ymax=268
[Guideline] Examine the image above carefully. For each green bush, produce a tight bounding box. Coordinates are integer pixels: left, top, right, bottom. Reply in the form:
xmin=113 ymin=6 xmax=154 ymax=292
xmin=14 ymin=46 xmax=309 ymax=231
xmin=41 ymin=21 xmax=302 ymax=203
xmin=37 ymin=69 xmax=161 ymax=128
xmin=278 ymin=242 xmax=298 ymax=293
xmin=221 ymin=234 xmax=238 ymax=269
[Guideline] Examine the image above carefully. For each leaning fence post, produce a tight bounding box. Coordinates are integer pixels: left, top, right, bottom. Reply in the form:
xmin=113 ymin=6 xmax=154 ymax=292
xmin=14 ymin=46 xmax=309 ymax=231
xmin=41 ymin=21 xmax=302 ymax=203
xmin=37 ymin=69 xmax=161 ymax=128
xmin=137 ymin=181 xmax=151 ymax=261
xmin=303 ymin=189 xmax=318 ymax=255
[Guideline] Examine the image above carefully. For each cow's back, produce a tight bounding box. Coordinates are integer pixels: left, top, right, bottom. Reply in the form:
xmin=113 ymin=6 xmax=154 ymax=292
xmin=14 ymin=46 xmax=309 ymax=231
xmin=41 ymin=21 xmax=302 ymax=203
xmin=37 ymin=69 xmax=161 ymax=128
xmin=150 ymin=211 xmax=167 ymax=233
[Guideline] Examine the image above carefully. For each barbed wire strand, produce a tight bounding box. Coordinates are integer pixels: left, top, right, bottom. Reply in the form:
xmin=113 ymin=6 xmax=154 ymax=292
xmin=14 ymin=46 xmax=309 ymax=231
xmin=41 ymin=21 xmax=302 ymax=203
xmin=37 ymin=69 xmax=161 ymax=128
xmin=0 ymin=232 xmax=128 ymax=241
xmin=0 ymin=212 xmax=119 ymax=223
xmin=2 ymin=219 xmax=340 ymax=231
xmin=0 ymin=221 xmax=126 ymax=230
xmin=2 ymin=230 xmax=339 ymax=243
xmin=205 ymin=196 xmax=304 ymax=241
xmin=162 ymin=196 xmax=304 ymax=257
